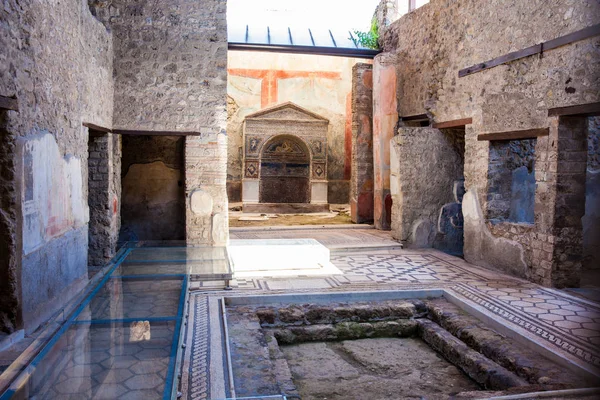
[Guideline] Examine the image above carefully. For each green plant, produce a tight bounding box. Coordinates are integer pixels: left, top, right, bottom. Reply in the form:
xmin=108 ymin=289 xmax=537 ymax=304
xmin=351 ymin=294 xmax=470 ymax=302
xmin=353 ymin=17 xmax=379 ymax=50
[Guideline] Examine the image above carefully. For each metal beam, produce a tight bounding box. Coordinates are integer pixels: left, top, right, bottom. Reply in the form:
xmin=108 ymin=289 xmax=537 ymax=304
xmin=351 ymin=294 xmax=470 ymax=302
xmin=477 ymin=128 xmax=549 ymax=141
xmin=83 ymin=122 xmax=112 ymax=133
xmin=548 ymin=102 xmax=600 ymax=118
xmin=460 ymin=24 xmax=600 ymax=77
xmin=228 ymin=42 xmax=379 ymax=59
xmin=401 ymin=113 xmax=429 ymax=122
xmin=433 ymin=118 xmax=473 ymax=129
xmin=113 ymin=129 xmax=200 ymax=136
xmin=0 ymin=95 xmax=18 ymax=111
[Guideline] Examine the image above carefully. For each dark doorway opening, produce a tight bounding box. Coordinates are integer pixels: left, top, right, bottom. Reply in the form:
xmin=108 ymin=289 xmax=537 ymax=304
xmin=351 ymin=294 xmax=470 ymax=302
xmin=119 ymin=136 xmax=186 ymax=242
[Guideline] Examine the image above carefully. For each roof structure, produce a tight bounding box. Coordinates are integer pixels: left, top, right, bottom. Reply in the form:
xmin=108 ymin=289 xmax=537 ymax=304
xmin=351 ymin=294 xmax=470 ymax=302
xmin=228 ymin=24 xmax=379 ymax=59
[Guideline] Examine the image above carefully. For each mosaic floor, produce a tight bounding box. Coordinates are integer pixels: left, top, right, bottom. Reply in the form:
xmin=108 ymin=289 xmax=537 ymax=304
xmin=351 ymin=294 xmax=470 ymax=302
xmin=229 ymin=226 xmax=400 ymax=249
xmin=184 ymin=227 xmax=600 ymax=399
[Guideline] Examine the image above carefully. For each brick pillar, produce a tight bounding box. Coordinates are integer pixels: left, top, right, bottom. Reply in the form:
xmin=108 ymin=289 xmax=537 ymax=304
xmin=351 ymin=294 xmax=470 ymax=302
xmin=185 ymin=133 xmax=229 ymax=246
xmin=372 ymin=54 xmax=398 ymax=230
xmin=551 ymin=116 xmax=587 ymax=287
xmin=531 ymin=116 xmax=587 ymax=287
xmin=88 ymin=132 xmax=121 ymax=267
xmin=350 ymin=63 xmax=374 ymax=224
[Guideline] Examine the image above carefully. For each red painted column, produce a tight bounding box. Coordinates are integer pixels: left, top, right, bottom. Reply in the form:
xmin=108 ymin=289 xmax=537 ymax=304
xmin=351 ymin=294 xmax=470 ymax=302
xmin=372 ymin=54 xmax=398 ymax=230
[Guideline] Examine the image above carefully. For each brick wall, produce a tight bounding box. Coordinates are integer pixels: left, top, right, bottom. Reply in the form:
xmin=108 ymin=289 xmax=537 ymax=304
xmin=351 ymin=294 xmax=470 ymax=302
xmin=88 ymin=133 xmax=121 ymax=267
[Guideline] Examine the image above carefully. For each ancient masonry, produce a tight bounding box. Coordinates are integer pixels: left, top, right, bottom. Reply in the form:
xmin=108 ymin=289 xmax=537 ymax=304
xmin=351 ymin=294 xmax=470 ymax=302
xmin=0 ymin=0 xmax=229 ymax=334
xmin=375 ymin=0 xmax=600 ymax=288
xmin=350 ymin=63 xmax=374 ymax=224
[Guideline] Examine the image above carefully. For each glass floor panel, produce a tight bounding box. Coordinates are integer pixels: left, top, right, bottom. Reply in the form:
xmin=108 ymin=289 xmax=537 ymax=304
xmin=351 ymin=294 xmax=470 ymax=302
xmin=1 ymin=248 xmax=187 ymax=400
xmin=76 ymin=278 xmax=183 ymax=321
xmin=114 ymin=260 xmax=232 ymax=278
xmin=12 ymin=321 xmax=175 ymax=400
xmin=124 ymin=247 xmax=228 ymax=263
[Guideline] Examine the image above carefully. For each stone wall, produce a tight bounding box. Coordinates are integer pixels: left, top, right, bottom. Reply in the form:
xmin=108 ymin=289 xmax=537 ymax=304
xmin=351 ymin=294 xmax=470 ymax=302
xmin=107 ymin=0 xmax=228 ymax=246
xmin=0 ymin=0 xmax=114 ymax=332
xmin=390 ymin=128 xmax=463 ymax=247
xmin=350 ymin=63 xmax=374 ymax=223
xmin=227 ymin=51 xmax=368 ymax=204
xmin=378 ymin=0 xmax=600 ymax=286
xmin=120 ymin=136 xmax=185 ymax=241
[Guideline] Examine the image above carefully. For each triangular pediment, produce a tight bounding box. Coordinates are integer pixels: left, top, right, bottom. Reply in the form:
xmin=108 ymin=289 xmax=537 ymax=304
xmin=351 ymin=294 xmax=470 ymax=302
xmin=245 ymin=102 xmax=329 ymax=122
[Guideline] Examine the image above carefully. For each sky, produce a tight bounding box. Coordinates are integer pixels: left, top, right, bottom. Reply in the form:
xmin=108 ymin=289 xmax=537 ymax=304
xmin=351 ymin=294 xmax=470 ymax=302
xmin=227 ymin=0 xmax=382 ymax=32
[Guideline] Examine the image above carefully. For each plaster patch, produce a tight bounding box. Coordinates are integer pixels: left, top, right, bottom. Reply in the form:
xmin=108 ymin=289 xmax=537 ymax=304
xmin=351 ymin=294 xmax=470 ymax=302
xmin=191 ymin=189 xmax=214 ymax=216
xmin=463 ymin=190 xmax=529 ymax=279
xmin=211 ymin=212 xmax=228 ymax=245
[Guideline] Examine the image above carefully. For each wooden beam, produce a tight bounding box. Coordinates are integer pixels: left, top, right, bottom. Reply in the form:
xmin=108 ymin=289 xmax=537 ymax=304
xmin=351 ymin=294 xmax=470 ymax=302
xmin=0 ymin=95 xmax=18 ymax=111
xmin=83 ymin=122 xmax=112 ymax=133
xmin=477 ymin=128 xmax=549 ymax=141
xmin=548 ymin=102 xmax=600 ymax=117
xmin=113 ymin=129 xmax=201 ymax=136
xmin=460 ymin=24 xmax=600 ymax=77
xmin=433 ymin=118 xmax=473 ymax=129
xmin=401 ymin=113 xmax=428 ymax=121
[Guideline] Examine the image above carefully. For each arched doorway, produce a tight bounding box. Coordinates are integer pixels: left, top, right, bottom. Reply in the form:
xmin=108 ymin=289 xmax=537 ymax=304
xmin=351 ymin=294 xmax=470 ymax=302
xmin=259 ymin=135 xmax=310 ymax=203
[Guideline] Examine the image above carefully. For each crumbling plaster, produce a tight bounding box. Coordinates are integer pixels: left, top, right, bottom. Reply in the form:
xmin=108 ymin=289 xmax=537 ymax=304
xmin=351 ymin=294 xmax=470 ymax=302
xmin=390 ymin=128 xmax=463 ymax=248
xmin=378 ymin=0 xmax=600 ymax=286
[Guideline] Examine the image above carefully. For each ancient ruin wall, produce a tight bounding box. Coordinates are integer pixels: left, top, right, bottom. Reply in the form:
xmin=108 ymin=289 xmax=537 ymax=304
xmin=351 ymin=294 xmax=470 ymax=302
xmin=109 ymin=0 xmax=228 ymax=245
xmin=120 ymin=136 xmax=186 ymax=241
xmin=380 ymin=0 xmax=600 ymax=286
xmin=0 ymin=0 xmax=114 ymax=332
xmin=351 ymin=63 xmax=374 ymax=223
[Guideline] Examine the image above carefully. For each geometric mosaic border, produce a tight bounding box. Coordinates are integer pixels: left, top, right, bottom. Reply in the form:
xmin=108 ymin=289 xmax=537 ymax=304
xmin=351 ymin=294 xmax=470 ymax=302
xmin=188 ymin=297 xmax=211 ymax=400
xmin=452 ymin=283 xmax=600 ymax=367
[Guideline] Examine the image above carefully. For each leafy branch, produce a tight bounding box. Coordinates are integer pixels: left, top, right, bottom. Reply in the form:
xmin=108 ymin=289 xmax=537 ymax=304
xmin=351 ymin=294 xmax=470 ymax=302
xmin=352 ymin=17 xmax=379 ymax=50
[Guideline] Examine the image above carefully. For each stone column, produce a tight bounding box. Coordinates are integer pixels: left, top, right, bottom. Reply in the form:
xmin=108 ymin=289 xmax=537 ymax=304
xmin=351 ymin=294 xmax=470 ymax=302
xmin=372 ymin=54 xmax=398 ymax=230
xmin=350 ymin=63 xmax=374 ymax=224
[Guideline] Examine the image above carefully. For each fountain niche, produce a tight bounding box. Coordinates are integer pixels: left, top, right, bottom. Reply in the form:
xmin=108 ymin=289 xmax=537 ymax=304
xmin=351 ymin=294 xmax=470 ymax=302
xmin=242 ymin=102 xmax=329 ymax=213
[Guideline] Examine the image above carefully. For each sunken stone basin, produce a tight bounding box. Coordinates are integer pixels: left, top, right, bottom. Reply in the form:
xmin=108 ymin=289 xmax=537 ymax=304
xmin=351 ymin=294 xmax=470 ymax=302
xmin=282 ymin=337 xmax=479 ymax=399
xmin=225 ymin=296 xmax=590 ymax=400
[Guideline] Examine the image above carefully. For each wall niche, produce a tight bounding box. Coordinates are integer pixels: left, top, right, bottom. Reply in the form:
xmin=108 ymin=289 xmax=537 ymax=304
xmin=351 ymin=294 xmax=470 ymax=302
xmin=486 ymin=138 xmax=537 ymax=224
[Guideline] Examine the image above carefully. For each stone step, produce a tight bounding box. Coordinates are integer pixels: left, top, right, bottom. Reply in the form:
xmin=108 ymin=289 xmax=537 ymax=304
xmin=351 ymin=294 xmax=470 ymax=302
xmin=425 ymin=299 xmax=592 ymax=387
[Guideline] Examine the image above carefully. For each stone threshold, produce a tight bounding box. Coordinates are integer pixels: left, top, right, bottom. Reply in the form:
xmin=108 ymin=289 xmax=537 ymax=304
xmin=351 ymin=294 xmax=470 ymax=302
xmin=242 ymin=203 xmax=330 ymax=213
xmin=229 ymin=223 xmax=374 ymax=231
